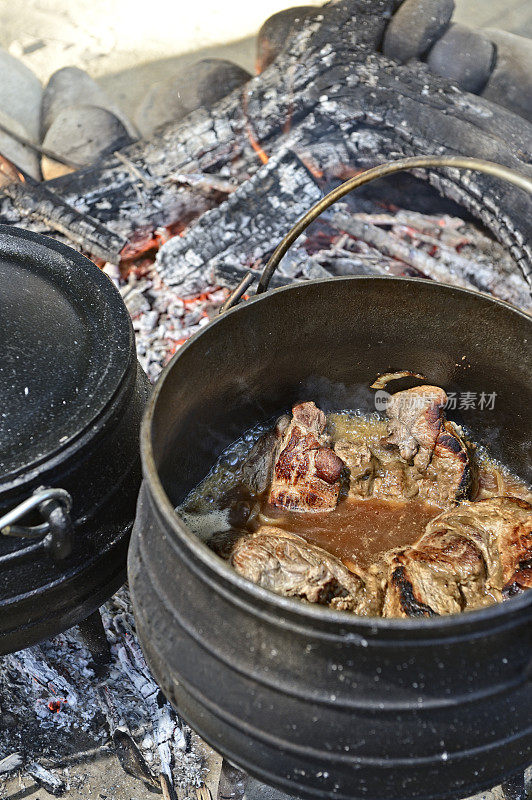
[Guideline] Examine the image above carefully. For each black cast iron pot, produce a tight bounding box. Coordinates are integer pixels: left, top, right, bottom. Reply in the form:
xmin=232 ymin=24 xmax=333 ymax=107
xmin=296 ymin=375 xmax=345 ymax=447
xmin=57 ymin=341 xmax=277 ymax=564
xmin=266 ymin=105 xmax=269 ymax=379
xmin=129 ymin=158 xmax=532 ymax=799
xmin=0 ymin=226 xmax=150 ymax=654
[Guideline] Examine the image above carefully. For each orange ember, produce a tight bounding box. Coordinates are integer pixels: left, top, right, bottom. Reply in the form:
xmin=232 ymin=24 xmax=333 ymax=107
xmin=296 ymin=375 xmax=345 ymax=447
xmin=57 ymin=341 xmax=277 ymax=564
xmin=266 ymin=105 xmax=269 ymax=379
xmin=48 ymin=699 xmax=67 ymax=713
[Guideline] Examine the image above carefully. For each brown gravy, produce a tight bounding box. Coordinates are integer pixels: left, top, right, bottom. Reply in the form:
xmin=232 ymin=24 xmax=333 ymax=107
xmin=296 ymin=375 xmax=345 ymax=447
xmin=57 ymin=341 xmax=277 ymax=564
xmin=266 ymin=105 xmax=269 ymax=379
xmin=180 ymin=411 xmax=532 ymax=574
xmin=257 ymin=497 xmax=441 ymax=570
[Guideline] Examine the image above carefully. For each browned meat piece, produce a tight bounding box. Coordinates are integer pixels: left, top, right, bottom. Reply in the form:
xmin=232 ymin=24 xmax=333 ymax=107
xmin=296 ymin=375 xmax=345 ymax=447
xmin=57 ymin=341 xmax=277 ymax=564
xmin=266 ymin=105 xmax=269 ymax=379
xmin=424 ymin=422 xmax=474 ymax=505
xmin=385 ymin=386 xmax=474 ymax=504
xmin=335 ymin=385 xmax=475 ymax=507
xmin=335 ymin=433 xmax=416 ymax=500
xmin=268 ymin=402 xmax=344 ymax=512
xmin=381 ymin=495 xmax=532 ymax=617
xmin=240 ymin=414 xmax=290 ymax=495
xmin=382 ymin=531 xmax=489 ymax=617
xmin=385 ymin=385 xmax=448 ymax=469
xmin=424 ymin=496 xmax=532 ymax=596
xmin=214 ymin=525 xmax=380 ymax=614
xmin=497 ymin=500 xmax=532 ymax=594
xmin=334 ymin=436 xmax=375 ymax=498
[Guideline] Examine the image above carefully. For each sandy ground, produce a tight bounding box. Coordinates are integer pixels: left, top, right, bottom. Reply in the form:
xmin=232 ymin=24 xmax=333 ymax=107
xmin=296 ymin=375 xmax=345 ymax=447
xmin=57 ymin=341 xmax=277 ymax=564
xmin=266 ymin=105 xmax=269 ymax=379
xmin=0 ymin=0 xmax=323 ymax=119
xmin=0 ymin=0 xmax=528 ymax=120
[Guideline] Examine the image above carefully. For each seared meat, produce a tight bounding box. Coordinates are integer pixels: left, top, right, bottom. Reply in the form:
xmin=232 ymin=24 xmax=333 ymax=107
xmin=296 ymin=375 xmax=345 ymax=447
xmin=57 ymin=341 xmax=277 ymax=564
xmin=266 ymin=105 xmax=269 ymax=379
xmin=385 ymin=386 xmax=448 ymax=469
xmin=240 ymin=414 xmax=291 ymax=495
xmin=384 ymin=385 xmax=474 ymax=504
xmin=381 ymin=495 xmax=532 ymax=617
xmin=334 ymin=436 xmax=375 ymax=498
xmin=268 ymin=402 xmax=344 ymax=512
xmin=200 ymin=387 xmax=530 ymax=619
xmin=382 ymin=530 xmax=489 ymax=617
xmin=424 ymin=422 xmax=473 ymax=505
xmin=335 ymin=433 xmax=416 ymax=500
xmin=424 ymin=497 xmax=532 ymax=596
xmin=335 ymin=385 xmax=474 ymax=508
xmin=213 ymin=525 xmax=380 ymax=614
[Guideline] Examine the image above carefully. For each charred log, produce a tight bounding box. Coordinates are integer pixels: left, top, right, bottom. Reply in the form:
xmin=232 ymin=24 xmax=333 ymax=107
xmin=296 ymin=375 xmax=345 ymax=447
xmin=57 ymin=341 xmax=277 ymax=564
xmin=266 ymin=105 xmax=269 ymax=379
xmin=0 ymin=0 xmax=530 ymax=292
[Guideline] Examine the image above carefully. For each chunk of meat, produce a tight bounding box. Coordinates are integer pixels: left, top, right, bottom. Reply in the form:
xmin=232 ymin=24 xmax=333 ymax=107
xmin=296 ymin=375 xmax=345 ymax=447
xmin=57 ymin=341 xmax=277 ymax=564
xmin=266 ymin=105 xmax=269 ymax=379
xmin=425 ymin=496 xmax=532 ymax=596
xmin=212 ymin=525 xmax=380 ymax=615
xmin=240 ymin=414 xmax=290 ymax=495
xmin=424 ymin=422 xmax=474 ymax=505
xmin=268 ymin=402 xmax=344 ymax=512
xmin=335 ymin=385 xmax=474 ymax=507
xmin=335 ymin=433 xmax=416 ymax=500
xmin=385 ymin=385 xmax=475 ymax=503
xmin=382 ymin=531 xmax=490 ymax=617
xmin=381 ymin=495 xmax=532 ymax=617
xmin=385 ymin=385 xmax=448 ymax=469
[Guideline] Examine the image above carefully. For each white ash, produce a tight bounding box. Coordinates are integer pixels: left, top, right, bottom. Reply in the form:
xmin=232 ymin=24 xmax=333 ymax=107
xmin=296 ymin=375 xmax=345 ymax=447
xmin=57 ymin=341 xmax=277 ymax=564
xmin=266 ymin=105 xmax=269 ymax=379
xmin=0 ymin=587 xmax=206 ymax=799
xmin=0 ymin=753 xmax=23 ymax=774
xmin=124 ymin=269 xmax=228 ymax=382
xmin=126 ymin=195 xmax=531 ymax=385
xmin=155 ymin=149 xmax=323 ymax=295
xmin=27 ymin=761 xmax=66 ymax=795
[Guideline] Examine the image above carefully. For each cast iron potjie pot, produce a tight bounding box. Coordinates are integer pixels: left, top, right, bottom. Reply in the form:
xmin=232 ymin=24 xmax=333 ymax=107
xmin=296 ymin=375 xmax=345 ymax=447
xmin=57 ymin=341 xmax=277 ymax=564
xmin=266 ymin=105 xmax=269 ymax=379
xmin=0 ymin=226 xmax=150 ymax=654
xmin=129 ymin=159 xmax=532 ymax=800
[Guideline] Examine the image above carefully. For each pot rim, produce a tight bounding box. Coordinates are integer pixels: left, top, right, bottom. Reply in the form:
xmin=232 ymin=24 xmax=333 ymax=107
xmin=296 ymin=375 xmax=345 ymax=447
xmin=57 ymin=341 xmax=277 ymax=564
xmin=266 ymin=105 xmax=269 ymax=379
xmin=141 ymin=275 xmax=532 ymax=631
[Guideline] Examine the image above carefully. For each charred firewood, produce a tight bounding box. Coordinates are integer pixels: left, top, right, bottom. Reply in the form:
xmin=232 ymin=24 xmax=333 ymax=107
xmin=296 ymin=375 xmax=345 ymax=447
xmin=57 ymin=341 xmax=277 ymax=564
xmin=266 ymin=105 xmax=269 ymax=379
xmin=1 ymin=169 xmax=125 ymax=263
xmin=0 ymin=0 xmax=528 ymax=293
xmin=156 ymin=149 xmax=322 ymax=293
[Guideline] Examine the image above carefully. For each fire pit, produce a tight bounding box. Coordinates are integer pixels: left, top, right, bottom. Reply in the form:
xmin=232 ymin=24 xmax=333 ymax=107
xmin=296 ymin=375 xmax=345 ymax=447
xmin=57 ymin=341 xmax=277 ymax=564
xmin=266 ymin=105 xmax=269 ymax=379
xmin=0 ymin=0 xmax=531 ymax=797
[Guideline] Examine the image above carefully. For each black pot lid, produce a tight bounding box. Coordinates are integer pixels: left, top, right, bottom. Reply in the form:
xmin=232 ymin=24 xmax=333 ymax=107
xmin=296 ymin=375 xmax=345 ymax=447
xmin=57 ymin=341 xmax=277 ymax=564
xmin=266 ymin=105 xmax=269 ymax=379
xmin=0 ymin=226 xmax=133 ymax=481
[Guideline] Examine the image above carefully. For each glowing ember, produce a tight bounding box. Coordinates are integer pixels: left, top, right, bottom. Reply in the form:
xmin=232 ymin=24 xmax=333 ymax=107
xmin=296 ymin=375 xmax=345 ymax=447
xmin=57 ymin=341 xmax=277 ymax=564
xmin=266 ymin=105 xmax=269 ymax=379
xmin=47 ymin=699 xmax=67 ymax=713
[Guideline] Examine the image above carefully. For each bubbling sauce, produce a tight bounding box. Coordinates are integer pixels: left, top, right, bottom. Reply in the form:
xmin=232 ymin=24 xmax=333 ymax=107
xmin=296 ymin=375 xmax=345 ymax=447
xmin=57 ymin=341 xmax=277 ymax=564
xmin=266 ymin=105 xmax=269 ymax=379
xmin=257 ymin=497 xmax=441 ymax=570
xmin=178 ymin=410 xmax=532 ymax=568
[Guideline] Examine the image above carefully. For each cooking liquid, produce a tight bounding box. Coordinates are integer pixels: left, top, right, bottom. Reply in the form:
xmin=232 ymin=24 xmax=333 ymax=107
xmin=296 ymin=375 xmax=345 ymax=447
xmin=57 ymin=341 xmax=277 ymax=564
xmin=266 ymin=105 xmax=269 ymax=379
xmin=179 ymin=410 xmax=532 ymax=569
xmin=258 ymin=497 xmax=441 ymax=570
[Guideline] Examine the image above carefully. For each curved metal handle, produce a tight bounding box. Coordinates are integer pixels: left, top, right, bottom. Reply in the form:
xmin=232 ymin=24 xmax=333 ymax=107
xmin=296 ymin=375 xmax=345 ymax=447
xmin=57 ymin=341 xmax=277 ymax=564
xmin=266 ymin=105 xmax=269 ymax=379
xmin=0 ymin=487 xmax=73 ymax=561
xmin=250 ymin=156 xmax=532 ymax=297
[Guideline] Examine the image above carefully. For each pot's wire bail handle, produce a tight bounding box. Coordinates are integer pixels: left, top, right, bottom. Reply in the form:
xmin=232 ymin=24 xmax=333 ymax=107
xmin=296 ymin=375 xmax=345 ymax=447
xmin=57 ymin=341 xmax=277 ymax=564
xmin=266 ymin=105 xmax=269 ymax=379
xmin=0 ymin=487 xmax=73 ymax=561
xmin=222 ymin=155 xmax=532 ymax=310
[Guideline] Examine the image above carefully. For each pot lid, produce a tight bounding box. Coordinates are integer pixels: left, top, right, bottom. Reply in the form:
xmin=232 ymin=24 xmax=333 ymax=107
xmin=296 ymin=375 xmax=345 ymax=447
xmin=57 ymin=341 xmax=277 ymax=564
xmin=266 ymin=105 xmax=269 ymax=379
xmin=0 ymin=226 xmax=133 ymax=480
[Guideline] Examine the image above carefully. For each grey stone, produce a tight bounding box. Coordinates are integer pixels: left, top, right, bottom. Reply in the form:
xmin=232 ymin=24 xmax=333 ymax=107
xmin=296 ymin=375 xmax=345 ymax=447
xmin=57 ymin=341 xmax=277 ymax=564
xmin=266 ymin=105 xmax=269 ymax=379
xmin=383 ymin=0 xmax=455 ymax=63
xmin=0 ymin=110 xmax=41 ymax=179
xmin=257 ymin=6 xmax=316 ymax=72
xmin=135 ymin=59 xmax=251 ymax=137
xmin=41 ymin=66 xmax=137 ymax=139
xmin=482 ymin=29 xmax=532 ymax=122
xmin=426 ymin=24 xmax=495 ymax=93
xmin=0 ymin=48 xmax=42 ymax=141
xmin=41 ymin=105 xmax=131 ymax=179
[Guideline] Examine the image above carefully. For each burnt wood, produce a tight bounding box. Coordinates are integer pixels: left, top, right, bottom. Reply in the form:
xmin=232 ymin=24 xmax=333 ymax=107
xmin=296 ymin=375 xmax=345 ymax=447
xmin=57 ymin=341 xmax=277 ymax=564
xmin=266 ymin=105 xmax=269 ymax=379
xmin=0 ymin=0 xmax=530 ymax=290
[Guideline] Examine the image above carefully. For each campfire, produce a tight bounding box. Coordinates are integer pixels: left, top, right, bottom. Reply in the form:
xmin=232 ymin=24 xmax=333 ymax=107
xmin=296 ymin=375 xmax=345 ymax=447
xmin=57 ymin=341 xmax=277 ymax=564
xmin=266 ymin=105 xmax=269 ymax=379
xmin=0 ymin=0 xmax=531 ymax=798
